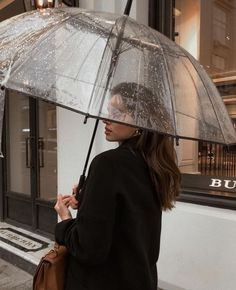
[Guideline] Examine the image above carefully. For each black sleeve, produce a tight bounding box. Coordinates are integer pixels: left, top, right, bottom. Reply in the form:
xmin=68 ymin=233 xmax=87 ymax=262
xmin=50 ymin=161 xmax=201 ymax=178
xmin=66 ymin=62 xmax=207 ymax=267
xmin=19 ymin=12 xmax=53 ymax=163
xmin=55 ymin=153 xmax=117 ymax=265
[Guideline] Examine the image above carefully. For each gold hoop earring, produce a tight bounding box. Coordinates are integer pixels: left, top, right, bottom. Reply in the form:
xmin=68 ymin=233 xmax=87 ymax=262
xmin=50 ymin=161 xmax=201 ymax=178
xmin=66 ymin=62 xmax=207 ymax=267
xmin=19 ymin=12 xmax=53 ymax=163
xmin=134 ymin=129 xmax=142 ymax=136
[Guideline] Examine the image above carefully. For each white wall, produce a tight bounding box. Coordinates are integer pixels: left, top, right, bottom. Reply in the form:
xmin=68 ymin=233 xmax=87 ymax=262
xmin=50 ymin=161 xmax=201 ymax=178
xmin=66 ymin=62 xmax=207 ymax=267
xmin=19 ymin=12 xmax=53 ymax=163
xmin=159 ymin=203 xmax=236 ymax=290
xmin=79 ymin=0 xmax=148 ymax=25
xmin=57 ymin=108 xmax=116 ymax=196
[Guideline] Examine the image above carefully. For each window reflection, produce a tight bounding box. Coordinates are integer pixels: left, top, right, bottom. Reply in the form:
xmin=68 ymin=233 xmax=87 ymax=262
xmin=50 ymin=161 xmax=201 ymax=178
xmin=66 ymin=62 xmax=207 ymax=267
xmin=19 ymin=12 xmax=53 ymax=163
xmin=39 ymin=101 xmax=57 ymax=200
xmin=8 ymin=92 xmax=31 ymax=194
xmin=175 ymin=0 xmax=236 ymax=180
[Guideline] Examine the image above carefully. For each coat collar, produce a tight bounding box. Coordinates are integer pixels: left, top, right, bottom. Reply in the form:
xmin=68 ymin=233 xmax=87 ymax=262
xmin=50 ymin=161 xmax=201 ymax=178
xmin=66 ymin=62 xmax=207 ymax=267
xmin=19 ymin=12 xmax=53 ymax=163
xmin=119 ymin=135 xmax=140 ymax=149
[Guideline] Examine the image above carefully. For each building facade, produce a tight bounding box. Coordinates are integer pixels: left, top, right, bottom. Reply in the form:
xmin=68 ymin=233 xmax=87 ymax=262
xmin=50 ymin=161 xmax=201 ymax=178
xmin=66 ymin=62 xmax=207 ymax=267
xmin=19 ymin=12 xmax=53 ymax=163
xmin=0 ymin=0 xmax=236 ymax=289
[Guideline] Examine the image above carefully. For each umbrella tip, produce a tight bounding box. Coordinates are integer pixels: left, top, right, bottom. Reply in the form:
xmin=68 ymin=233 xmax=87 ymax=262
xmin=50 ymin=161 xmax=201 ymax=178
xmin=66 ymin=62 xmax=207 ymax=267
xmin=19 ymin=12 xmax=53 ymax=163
xmin=225 ymin=145 xmax=230 ymax=153
xmin=83 ymin=115 xmax=88 ymax=124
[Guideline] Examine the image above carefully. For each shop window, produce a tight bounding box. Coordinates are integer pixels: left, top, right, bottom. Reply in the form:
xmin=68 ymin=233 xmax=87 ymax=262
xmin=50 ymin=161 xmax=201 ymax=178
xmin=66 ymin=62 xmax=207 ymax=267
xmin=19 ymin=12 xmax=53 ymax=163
xmin=213 ymin=6 xmax=227 ymax=46
xmin=212 ymin=54 xmax=226 ymax=70
xmin=174 ymin=0 xmax=236 ymax=208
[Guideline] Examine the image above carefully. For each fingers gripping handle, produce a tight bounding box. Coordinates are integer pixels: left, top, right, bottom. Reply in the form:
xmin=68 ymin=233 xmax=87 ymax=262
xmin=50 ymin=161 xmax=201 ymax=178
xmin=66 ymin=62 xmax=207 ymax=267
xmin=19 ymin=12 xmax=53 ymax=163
xmin=75 ymin=174 xmax=86 ymax=200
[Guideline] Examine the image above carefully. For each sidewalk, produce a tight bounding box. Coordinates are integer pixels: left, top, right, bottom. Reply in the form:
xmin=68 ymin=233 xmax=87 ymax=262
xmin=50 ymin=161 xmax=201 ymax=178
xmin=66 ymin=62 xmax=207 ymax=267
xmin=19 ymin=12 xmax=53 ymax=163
xmin=0 ymin=258 xmax=33 ymax=290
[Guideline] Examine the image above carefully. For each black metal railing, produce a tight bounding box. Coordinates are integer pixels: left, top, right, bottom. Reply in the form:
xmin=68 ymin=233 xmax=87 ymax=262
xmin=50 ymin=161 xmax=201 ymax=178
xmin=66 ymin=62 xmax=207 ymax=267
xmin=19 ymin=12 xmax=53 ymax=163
xmin=198 ymin=142 xmax=236 ymax=177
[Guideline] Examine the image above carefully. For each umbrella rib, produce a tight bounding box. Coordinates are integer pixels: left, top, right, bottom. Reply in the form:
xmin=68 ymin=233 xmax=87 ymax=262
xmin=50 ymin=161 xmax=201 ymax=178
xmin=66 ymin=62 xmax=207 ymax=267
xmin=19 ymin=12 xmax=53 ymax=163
xmin=86 ymin=114 xmax=225 ymax=145
xmin=9 ymin=10 xmax=111 ymax=77
xmin=54 ymin=26 xmax=86 ymax=51
xmin=185 ymin=53 xmax=228 ymax=144
xmin=85 ymin=31 xmax=115 ymax=114
xmin=45 ymin=31 xmax=88 ymax=72
xmin=74 ymin=35 xmax=102 ymax=80
xmin=91 ymin=50 xmax=113 ymax=110
xmin=149 ymin=29 xmax=178 ymax=137
xmin=78 ymin=13 xmax=116 ymax=38
xmin=135 ymin=45 xmax=147 ymax=122
xmin=176 ymin=110 xmax=218 ymax=126
xmin=8 ymin=12 xmax=80 ymax=74
xmin=86 ymin=16 xmax=128 ymax=115
xmin=179 ymin=57 xmax=210 ymax=125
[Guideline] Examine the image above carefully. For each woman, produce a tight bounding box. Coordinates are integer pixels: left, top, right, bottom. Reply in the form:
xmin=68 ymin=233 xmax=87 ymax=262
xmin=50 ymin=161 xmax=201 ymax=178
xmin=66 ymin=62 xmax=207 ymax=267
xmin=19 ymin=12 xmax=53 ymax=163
xmin=54 ymin=82 xmax=181 ymax=290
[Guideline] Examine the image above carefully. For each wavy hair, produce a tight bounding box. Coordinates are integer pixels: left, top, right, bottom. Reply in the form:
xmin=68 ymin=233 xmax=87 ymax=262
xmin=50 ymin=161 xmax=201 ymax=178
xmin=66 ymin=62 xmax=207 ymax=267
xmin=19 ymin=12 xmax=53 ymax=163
xmin=111 ymin=82 xmax=181 ymax=210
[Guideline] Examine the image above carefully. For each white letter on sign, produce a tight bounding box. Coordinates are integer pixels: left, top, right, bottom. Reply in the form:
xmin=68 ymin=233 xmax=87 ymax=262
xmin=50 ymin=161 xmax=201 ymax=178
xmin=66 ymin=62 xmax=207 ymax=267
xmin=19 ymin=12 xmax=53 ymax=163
xmin=209 ymin=179 xmax=221 ymax=187
xmin=224 ymin=180 xmax=236 ymax=189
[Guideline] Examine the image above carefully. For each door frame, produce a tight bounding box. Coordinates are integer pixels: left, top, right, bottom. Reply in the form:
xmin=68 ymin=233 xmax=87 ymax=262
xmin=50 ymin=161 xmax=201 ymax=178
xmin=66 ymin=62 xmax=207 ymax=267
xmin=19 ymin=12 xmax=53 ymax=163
xmin=149 ymin=0 xmax=175 ymax=39
xmin=1 ymin=90 xmax=57 ymax=237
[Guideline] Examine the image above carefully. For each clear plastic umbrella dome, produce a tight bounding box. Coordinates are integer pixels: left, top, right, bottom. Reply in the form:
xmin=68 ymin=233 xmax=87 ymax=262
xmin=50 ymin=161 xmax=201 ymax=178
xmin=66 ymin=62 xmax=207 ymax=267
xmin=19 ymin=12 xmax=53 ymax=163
xmin=0 ymin=7 xmax=236 ymax=149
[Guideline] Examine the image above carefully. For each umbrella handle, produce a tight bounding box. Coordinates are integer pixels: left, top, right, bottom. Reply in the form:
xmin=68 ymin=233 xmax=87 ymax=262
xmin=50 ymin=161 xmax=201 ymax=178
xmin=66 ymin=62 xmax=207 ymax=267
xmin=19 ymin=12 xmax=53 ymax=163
xmin=74 ymin=174 xmax=86 ymax=201
xmin=78 ymin=174 xmax=86 ymax=191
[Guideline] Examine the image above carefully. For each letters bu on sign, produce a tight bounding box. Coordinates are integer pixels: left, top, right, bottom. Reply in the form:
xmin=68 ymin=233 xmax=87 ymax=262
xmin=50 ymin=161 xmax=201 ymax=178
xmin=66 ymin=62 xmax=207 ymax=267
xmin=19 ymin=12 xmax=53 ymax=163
xmin=209 ymin=179 xmax=236 ymax=190
xmin=181 ymin=174 xmax=236 ymax=193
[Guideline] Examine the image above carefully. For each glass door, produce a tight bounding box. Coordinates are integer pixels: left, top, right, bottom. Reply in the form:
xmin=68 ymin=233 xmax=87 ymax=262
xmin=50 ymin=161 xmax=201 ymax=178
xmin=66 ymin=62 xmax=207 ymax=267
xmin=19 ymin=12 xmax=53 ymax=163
xmin=8 ymin=92 xmax=31 ymax=196
xmin=38 ymin=101 xmax=57 ymax=201
xmin=4 ymin=90 xmax=57 ymax=235
xmin=36 ymin=100 xmax=58 ymax=234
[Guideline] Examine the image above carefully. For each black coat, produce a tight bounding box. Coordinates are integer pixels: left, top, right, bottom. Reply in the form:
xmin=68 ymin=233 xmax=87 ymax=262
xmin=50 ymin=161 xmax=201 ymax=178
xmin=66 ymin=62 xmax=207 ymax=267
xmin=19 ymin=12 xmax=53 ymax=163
xmin=55 ymin=139 xmax=162 ymax=290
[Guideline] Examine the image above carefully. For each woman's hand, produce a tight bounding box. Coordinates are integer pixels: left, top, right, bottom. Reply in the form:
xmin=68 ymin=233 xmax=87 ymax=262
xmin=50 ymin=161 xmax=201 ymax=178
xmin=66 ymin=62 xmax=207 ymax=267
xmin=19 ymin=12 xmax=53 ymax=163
xmin=61 ymin=185 xmax=79 ymax=209
xmin=69 ymin=194 xmax=79 ymax=209
xmin=70 ymin=184 xmax=79 ymax=208
xmin=54 ymin=194 xmax=72 ymax=221
xmin=62 ymin=194 xmax=79 ymax=209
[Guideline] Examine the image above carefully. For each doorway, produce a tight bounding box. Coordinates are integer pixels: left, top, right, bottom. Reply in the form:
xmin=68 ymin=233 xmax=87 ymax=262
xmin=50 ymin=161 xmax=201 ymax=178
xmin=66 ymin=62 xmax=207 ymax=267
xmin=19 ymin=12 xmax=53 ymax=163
xmin=3 ymin=90 xmax=57 ymax=236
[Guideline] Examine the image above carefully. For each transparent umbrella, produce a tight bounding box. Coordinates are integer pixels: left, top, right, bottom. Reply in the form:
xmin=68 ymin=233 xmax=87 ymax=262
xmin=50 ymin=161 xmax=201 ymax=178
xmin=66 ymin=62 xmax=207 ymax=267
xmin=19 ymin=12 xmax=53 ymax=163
xmin=0 ymin=5 xmax=236 ymax=169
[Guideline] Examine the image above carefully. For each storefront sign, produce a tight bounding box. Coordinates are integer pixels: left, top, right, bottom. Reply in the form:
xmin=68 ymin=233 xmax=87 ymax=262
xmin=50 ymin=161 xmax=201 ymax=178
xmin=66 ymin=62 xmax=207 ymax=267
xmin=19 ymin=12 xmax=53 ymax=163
xmin=182 ymin=174 xmax=236 ymax=193
xmin=209 ymin=179 xmax=236 ymax=189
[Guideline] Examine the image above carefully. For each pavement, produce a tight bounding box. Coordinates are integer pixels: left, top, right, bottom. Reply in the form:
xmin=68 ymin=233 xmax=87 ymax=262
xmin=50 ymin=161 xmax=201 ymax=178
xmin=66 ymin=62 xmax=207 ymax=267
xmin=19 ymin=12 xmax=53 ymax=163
xmin=0 ymin=258 xmax=33 ymax=290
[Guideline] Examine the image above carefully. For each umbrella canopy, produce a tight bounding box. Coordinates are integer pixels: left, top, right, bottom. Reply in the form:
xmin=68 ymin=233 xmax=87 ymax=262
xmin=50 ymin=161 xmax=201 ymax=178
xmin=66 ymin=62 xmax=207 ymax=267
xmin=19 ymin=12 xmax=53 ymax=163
xmin=0 ymin=7 xmax=236 ymax=147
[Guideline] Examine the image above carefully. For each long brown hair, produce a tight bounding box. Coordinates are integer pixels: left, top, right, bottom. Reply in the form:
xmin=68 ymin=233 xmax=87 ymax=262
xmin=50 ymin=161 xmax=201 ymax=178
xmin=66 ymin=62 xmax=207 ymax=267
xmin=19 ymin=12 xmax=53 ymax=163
xmin=111 ymin=82 xmax=181 ymax=210
xmin=137 ymin=131 xmax=181 ymax=210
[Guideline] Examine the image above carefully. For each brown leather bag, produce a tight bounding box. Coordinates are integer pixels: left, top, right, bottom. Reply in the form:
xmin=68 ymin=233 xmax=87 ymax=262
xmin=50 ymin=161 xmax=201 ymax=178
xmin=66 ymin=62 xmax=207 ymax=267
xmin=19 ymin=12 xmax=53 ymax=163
xmin=33 ymin=243 xmax=68 ymax=290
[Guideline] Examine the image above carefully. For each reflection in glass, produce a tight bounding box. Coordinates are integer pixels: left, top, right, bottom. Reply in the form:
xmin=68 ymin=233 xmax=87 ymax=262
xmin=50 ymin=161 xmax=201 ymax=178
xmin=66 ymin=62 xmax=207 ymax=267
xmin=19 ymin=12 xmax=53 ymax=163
xmin=8 ymin=91 xmax=31 ymax=194
xmin=38 ymin=101 xmax=57 ymax=200
xmin=174 ymin=0 xmax=236 ymax=178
